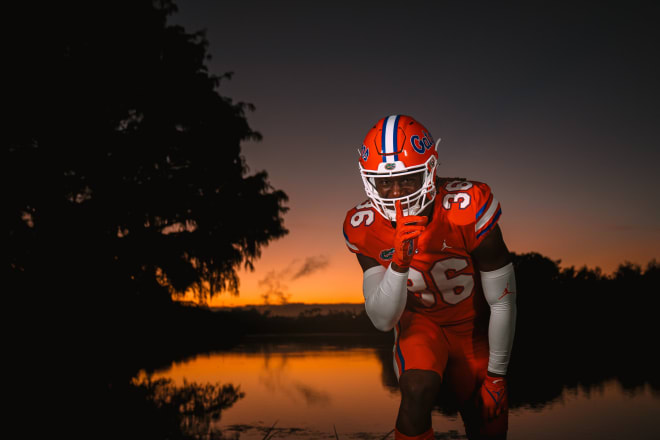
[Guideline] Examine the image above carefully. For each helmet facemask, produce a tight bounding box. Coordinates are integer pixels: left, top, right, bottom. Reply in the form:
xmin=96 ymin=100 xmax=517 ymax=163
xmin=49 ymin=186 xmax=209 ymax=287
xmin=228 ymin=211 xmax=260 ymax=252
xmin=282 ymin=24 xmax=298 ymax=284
xmin=360 ymin=155 xmax=438 ymax=221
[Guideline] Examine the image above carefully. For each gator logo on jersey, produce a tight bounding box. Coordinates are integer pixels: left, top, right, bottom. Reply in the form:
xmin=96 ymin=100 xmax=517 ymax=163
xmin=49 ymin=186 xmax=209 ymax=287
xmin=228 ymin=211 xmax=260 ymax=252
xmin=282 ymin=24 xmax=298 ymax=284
xmin=410 ymin=131 xmax=434 ymax=154
xmin=380 ymin=248 xmax=395 ymax=260
xmin=359 ymin=144 xmax=369 ymax=161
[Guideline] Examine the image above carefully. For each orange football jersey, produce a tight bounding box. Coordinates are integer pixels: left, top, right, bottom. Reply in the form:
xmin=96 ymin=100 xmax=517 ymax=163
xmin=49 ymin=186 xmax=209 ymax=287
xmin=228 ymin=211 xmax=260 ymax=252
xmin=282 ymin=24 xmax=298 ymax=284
xmin=343 ymin=179 xmax=502 ymax=325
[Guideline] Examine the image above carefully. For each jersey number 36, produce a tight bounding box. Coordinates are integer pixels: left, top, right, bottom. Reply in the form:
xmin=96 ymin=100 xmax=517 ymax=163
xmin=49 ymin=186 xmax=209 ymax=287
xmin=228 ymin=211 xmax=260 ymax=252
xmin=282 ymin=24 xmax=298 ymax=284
xmin=407 ymin=257 xmax=474 ymax=307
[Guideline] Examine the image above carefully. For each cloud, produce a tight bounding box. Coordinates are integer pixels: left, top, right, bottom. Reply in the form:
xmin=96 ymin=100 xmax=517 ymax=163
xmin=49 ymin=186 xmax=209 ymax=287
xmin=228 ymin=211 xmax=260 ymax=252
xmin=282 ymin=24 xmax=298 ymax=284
xmin=257 ymin=255 xmax=330 ymax=305
xmin=258 ymin=270 xmax=291 ymax=305
xmin=291 ymin=255 xmax=329 ymax=280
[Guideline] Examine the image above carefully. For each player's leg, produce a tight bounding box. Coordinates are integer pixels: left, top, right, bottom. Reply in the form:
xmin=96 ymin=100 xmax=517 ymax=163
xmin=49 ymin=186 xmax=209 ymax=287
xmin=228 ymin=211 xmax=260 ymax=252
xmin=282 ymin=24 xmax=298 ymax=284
xmin=443 ymin=320 xmax=508 ymax=440
xmin=393 ymin=312 xmax=449 ymax=440
xmin=396 ymin=369 xmax=441 ymax=437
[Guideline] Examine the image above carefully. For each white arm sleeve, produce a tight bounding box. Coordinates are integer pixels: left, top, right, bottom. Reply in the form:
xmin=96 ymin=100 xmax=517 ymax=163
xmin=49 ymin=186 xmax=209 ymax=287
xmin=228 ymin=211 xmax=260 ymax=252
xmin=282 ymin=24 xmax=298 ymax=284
xmin=362 ymin=264 xmax=408 ymax=332
xmin=480 ymin=262 xmax=517 ymax=376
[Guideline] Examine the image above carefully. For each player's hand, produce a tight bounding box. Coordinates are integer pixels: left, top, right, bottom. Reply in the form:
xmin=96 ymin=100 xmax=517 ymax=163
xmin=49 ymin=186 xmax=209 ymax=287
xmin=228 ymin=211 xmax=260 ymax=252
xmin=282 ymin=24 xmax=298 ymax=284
xmin=479 ymin=374 xmax=508 ymax=422
xmin=392 ymin=200 xmax=428 ymax=270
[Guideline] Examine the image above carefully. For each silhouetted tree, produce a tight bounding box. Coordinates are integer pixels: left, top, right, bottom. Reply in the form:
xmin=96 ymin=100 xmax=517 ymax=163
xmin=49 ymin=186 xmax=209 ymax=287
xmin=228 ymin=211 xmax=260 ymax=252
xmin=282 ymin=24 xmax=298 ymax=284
xmin=10 ymin=1 xmax=287 ymax=316
xmin=9 ymin=3 xmax=289 ymax=423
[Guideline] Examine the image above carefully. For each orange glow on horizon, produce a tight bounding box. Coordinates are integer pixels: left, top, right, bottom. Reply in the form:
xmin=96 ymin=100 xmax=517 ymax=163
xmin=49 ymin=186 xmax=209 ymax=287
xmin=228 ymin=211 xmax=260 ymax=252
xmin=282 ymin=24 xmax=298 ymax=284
xmin=172 ymin=213 xmax=657 ymax=308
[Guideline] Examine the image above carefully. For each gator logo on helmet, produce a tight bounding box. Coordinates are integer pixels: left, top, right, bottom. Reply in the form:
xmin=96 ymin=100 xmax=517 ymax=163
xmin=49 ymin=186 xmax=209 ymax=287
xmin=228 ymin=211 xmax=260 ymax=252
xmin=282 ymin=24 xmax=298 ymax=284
xmin=411 ymin=131 xmax=434 ymax=154
xmin=384 ymin=163 xmax=396 ymax=170
xmin=380 ymin=248 xmax=395 ymax=260
xmin=359 ymin=144 xmax=369 ymax=161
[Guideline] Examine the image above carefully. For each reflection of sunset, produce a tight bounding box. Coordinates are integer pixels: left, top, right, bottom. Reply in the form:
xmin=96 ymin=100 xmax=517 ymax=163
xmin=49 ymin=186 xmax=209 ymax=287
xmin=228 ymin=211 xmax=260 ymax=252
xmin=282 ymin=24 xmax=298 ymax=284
xmin=139 ymin=343 xmax=660 ymax=439
xmin=142 ymin=346 xmax=410 ymax=434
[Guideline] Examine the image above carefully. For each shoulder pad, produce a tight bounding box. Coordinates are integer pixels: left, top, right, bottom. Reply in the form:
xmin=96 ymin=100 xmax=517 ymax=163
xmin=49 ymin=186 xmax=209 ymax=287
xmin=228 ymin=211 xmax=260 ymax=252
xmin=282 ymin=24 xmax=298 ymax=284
xmin=437 ymin=179 xmax=501 ymax=242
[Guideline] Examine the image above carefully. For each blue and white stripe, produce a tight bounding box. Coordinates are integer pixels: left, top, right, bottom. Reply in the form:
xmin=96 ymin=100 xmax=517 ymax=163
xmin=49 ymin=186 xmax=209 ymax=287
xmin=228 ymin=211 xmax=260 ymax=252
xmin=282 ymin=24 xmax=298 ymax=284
xmin=381 ymin=115 xmax=400 ymax=163
xmin=343 ymin=229 xmax=359 ymax=252
xmin=476 ymin=195 xmax=501 ymax=239
xmin=394 ymin=323 xmax=405 ymax=379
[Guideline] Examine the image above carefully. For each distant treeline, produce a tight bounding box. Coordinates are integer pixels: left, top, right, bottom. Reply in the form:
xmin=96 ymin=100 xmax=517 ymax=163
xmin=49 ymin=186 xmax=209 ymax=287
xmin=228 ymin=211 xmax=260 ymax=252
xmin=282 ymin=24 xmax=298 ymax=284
xmin=508 ymin=252 xmax=659 ymax=407
xmin=132 ymin=252 xmax=659 ymax=376
xmin=94 ymin=251 xmax=659 ymax=400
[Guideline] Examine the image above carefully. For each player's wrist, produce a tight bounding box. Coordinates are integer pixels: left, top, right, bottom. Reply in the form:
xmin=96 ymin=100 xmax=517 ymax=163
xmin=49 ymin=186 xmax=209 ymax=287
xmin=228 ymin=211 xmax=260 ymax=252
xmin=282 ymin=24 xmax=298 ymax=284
xmin=486 ymin=371 xmax=506 ymax=378
xmin=390 ymin=261 xmax=409 ymax=273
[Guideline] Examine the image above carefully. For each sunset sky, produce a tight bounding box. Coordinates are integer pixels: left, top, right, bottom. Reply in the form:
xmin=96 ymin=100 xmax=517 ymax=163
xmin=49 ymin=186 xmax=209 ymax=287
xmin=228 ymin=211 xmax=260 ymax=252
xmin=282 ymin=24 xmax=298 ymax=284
xmin=169 ymin=1 xmax=659 ymax=307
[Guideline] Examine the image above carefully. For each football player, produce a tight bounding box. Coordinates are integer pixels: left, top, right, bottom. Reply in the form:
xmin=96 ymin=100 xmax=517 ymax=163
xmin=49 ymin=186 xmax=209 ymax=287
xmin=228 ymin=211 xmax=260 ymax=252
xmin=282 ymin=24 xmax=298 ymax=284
xmin=343 ymin=115 xmax=517 ymax=440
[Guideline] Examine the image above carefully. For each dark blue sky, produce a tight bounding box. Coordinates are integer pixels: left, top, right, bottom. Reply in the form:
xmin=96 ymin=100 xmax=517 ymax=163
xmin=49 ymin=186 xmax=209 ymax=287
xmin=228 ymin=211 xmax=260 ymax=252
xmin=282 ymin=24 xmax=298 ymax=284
xmin=169 ymin=0 xmax=659 ymax=304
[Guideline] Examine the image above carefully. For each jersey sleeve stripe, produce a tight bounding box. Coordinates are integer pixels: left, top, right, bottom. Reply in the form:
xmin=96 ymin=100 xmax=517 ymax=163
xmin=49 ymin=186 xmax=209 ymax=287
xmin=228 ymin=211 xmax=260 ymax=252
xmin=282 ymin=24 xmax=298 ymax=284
xmin=475 ymin=196 xmax=499 ymax=231
xmin=476 ymin=194 xmax=493 ymax=220
xmin=343 ymin=229 xmax=359 ymax=252
xmin=476 ymin=206 xmax=501 ymax=239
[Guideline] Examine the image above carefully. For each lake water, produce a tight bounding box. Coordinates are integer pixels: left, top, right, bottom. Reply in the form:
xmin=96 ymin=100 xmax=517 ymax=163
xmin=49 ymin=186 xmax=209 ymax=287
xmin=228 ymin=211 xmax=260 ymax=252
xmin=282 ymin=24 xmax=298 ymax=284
xmin=137 ymin=334 xmax=660 ymax=439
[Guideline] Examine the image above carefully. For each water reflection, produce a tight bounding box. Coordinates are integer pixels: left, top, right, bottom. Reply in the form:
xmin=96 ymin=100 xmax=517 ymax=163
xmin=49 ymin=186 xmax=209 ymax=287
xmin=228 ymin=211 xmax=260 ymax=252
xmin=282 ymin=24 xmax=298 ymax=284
xmin=139 ymin=335 xmax=660 ymax=440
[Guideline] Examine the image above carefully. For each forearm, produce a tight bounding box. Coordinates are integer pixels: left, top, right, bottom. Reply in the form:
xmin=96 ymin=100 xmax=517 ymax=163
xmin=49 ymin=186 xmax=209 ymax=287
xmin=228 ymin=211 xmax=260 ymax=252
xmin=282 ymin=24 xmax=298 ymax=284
xmin=480 ymin=262 xmax=517 ymax=376
xmin=362 ymin=264 xmax=408 ymax=331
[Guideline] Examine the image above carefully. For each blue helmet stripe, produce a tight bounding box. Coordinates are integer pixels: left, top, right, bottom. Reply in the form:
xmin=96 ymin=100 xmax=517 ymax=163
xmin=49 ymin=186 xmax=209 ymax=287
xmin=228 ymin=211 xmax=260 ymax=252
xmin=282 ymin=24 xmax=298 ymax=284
xmin=392 ymin=115 xmax=400 ymax=162
xmin=381 ymin=117 xmax=388 ymax=162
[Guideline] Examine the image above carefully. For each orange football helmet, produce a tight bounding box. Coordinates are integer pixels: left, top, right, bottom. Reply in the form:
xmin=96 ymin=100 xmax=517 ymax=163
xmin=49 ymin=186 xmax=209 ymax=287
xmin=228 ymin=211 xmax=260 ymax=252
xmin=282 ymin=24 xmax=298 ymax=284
xmin=358 ymin=115 xmax=439 ymax=220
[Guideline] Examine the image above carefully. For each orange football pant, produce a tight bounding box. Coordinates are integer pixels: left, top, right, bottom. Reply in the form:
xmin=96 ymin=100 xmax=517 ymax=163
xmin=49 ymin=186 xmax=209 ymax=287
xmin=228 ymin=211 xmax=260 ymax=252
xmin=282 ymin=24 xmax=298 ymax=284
xmin=393 ymin=310 xmax=508 ymax=437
